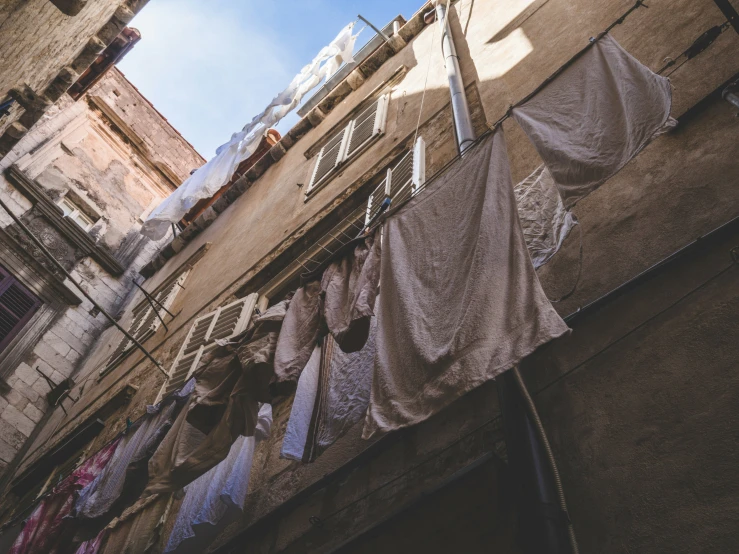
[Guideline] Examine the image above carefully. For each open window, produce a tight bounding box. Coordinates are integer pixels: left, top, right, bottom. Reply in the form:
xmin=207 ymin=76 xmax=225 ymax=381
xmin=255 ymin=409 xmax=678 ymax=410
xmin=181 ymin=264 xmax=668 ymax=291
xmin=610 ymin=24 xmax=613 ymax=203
xmin=306 ymin=95 xmax=389 ymax=195
xmin=100 ymin=271 xmax=189 ymax=376
xmin=156 ymin=294 xmax=258 ymax=402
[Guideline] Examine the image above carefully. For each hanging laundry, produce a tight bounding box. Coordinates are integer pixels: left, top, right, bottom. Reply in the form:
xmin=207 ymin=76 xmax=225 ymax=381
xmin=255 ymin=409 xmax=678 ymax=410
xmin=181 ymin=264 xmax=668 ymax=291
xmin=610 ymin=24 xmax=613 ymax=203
xmin=9 ymin=438 xmax=120 ymax=554
xmin=97 ymin=494 xmax=170 ymax=554
xmin=73 ymin=380 xmax=194 ymax=532
xmin=74 ymin=529 xmax=107 ymax=554
xmin=321 ymin=231 xmax=381 ymax=353
xmin=513 ymin=34 xmax=676 ymax=208
xmin=146 ymin=301 xmax=287 ymax=494
xmin=515 ymin=165 xmax=577 ymax=268
xmin=363 ymin=130 xmax=570 ymax=439
xmin=141 ymin=22 xmax=360 ymax=239
xmin=163 ymin=405 xmax=272 ymax=554
xmin=282 ymin=317 xmax=376 ymax=462
xmin=272 ymin=232 xmax=381 ymax=396
xmin=271 ymin=282 xmax=323 ymax=397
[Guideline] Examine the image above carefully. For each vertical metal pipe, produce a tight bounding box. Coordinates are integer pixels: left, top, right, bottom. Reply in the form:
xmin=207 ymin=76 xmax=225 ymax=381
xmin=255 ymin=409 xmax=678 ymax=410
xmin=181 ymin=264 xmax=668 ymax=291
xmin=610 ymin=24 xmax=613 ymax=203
xmin=434 ymin=1 xmax=476 ymax=152
xmin=723 ymin=89 xmax=739 ymax=109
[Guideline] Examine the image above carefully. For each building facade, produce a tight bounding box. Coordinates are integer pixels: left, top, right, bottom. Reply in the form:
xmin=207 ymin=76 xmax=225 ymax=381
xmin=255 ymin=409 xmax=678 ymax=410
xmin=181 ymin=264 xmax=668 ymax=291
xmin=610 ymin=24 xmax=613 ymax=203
xmin=0 ymin=0 xmax=738 ymax=552
xmin=0 ymin=66 xmax=203 ymax=491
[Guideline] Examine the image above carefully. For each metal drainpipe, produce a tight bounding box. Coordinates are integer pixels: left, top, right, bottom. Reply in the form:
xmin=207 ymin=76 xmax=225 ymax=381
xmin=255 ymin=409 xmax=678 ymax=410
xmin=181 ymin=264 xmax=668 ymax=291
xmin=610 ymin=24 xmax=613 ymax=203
xmin=428 ymin=3 xmax=572 ymax=552
xmin=723 ymin=86 xmax=739 ymax=109
xmin=433 ymin=1 xmax=476 ymax=153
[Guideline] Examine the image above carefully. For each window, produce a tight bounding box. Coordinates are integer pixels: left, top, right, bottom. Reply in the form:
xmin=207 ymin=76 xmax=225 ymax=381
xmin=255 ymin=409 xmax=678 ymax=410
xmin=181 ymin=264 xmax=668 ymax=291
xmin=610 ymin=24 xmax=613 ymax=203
xmin=58 ymin=197 xmax=95 ymax=231
xmin=100 ymin=271 xmax=190 ymax=375
xmin=156 ymin=294 xmax=258 ymax=401
xmin=0 ymin=265 xmax=41 ymax=355
xmin=365 ymin=136 xmax=426 ymax=224
xmin=306 ymin=94 xmax=390 ymax=194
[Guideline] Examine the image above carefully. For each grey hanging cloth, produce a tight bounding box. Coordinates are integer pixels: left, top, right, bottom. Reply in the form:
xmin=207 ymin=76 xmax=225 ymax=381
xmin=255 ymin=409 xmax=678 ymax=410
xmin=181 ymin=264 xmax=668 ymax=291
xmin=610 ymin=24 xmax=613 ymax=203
xmin=515 ymin=164 xmax=577 ymax=268
xmin=363 ymin=129 xmax=569 ymax=439
xmin=513 ymin=34 xmax=676 ymax=208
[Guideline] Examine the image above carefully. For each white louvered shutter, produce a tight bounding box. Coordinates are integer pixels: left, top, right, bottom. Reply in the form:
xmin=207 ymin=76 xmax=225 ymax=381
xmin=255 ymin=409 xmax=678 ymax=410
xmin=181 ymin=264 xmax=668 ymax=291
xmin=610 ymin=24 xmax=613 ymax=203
xmin=365 ymin=136 xmax=425 ymax=225
xmin=345 ymin=95 xmax=388 ymax=159
xmin=157 ymin=294 xmax=258 ymax=401
xmin=101 ymin=272 xmax=189 ymax=374
xmin=307 ymin=125 xmax=350 ymax=192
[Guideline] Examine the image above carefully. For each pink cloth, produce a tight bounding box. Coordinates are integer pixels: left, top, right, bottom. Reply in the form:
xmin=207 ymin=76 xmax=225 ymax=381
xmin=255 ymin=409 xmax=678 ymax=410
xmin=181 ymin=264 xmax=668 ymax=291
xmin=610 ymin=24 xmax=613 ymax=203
xmin=9 ymin=439 xmax=119 ymax=554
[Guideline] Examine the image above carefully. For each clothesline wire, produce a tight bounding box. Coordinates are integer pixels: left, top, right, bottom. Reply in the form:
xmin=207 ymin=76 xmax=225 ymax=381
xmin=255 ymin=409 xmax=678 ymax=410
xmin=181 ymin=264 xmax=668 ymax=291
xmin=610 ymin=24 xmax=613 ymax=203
xmin=657 ymin=20 xmax=730 ymax=76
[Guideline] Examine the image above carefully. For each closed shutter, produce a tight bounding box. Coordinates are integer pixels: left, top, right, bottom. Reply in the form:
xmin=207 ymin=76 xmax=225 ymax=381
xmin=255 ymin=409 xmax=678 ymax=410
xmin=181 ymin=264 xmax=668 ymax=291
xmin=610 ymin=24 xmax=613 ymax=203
xmin=307 ymin=126 xmax=350 ymax=192
xmin=157 ymin=294 xmax=258 ymax=401
xmin=345 ymin=95 xmax=388 ymax=158
xmin=0 ymin=265 xmax=41 ymax=355
xmin=101 ymin=271 xmax=189 ymax=374
xmin=365 ymin=136 xmax=425 ymax=225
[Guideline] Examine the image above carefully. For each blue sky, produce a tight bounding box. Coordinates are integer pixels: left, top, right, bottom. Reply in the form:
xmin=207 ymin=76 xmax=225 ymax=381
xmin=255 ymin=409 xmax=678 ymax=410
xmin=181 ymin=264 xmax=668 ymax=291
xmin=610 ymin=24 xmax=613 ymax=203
xmin=118 ymin=0 xmax=427 ymax=158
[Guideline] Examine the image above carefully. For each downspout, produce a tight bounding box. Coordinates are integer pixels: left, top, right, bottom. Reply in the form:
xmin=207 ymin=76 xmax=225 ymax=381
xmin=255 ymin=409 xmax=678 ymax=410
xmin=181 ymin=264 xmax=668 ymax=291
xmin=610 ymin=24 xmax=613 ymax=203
xmin=433 ymin=1 xmax=476 ymax=153
xmin=428 ymin=2 xmax=575 ymax=553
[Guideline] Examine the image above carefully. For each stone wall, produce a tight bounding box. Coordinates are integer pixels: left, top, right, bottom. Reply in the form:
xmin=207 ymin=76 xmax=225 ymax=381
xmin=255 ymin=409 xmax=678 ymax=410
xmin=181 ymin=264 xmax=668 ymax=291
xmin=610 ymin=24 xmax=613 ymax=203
xmin=0 ymin=67 xmax=202 ymax=476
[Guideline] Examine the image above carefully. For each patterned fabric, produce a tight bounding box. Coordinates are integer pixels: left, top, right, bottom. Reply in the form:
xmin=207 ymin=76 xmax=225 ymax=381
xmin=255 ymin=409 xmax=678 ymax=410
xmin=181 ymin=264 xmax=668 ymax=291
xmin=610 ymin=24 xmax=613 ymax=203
xmin=74 ymin=529 xmax=107 ymax=554
xmin=9 ymin=439 xmax=120 ymax=554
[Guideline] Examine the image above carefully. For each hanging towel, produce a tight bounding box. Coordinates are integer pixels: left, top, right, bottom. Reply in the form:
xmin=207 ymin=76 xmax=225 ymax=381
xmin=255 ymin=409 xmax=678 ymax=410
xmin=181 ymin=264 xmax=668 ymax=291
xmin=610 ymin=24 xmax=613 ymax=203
xmin=512 ymin=34 xmax=676 ymax=208
xmin=321 ymin=231 xmax=381 ymax=353
xmin=146 ymin=302 xmax=286 ymax=494
xmin=363 ymin=130 xmax=570 ymax=439
xmin=9 ymin=439 xmax=120 ymax=554
xmin=74 ymin=381 xmax=193 ymax=529
xmin=271 ymin=281 xmax=323 ymax=397
xmin=164 ymin=404 xmax=272 ymax=554
xmin=515 ymin=165 xmax=577 ymax=268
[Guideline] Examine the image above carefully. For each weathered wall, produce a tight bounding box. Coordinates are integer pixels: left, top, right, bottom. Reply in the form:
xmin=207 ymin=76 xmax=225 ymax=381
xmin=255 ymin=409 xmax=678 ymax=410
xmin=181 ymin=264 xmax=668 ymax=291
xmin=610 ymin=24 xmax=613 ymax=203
xmin=0 ymin=68 xmax=202 ymax=476
xmin=9 ymin=0 xmax=739 ymax=551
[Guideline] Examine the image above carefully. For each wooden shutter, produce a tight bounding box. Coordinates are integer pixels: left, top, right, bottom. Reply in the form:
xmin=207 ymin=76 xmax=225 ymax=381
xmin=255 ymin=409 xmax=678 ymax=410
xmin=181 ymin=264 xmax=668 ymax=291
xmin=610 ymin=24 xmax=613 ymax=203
xmin=345 ymin=95 xmax=388 ymax=159
xmin=101 ymin=272 xmax=189 ymax=374
xmin=157 ymin=294 xmax=258 ymax=401
xmin=307 ymin=125 xmax=350 ymax=192
xmin=0 ymin=265 xmax=41 ymax=355
xmin=365 ymin=136 xmax=425 ymax=225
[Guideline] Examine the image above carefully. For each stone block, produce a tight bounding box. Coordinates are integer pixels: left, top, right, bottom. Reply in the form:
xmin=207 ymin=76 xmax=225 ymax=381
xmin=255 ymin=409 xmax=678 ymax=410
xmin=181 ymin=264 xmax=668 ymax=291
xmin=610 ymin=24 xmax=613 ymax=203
xmin=71 ymin=36 xmax=106 ymax=73
xmin=43 ymin=333 xmax=72 ymax=358
xmin=0 ymin=122 xmax=27 ymax=157
xmin=33 ymin=341 xmax=74 ymax=376
xmin=2 ymin=404 xmax=36 ymax=437
xmin=14 ymin=380 xmax=40 ymax=404
xmin=269 ymin=142 xmax=287 ymax=162
xmin=43 ymin=66 xmax=79 ymax=102
xmin=0 ymin=421 xmax=26 ymax=450
xmin=48 ymin=0 xmax=88 ymax=16
xmin=211 ymin=196 xmax=231 ymax=214
xmin=97 ymin=5 xmax=135 ymax=44
xmin=15 ymin=363 xmax=37 ymax=387
xmin=346 ymin=68 xmax=366 ymax=91
xmin=0 ymin=395 xmax=7 ymax=413
xmin=179 ymin=224 xmax=200 ymax=242
xmin=23 ymin=403 xmax=44 ymax=423
xmin=306 ymin=107 xmax=326 ymax=127
xmin=32 ymin=378 xmax=52 ymax=397
xmin=170 ymin=235 xmax=187 ymax=253
xmin=286 ymin=117 xmax=314 ymax=144
xmin=194 ymin=207 xmax=217 ymax=231
xmin=387 ymin=33 xmax=407 ymax=53
xmin=0 ymin=438 xmax=17 ymax=464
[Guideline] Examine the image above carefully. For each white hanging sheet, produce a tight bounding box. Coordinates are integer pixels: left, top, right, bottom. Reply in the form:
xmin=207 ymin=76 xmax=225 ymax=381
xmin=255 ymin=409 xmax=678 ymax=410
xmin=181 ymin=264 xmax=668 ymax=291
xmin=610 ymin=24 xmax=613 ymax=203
xmin=141 ymin=22 xmax=360 ymax=239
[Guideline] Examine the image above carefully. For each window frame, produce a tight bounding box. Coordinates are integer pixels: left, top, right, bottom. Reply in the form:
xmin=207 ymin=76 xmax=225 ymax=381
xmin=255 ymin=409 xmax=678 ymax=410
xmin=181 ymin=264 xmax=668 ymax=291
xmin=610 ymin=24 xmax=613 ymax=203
xmin=0 ymin=265 xmax=42 ymax=356
xmin=57 ymin=197 xmax=96 ymax=232
xmin=305 ymin=94 xmax=389 ymax=197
